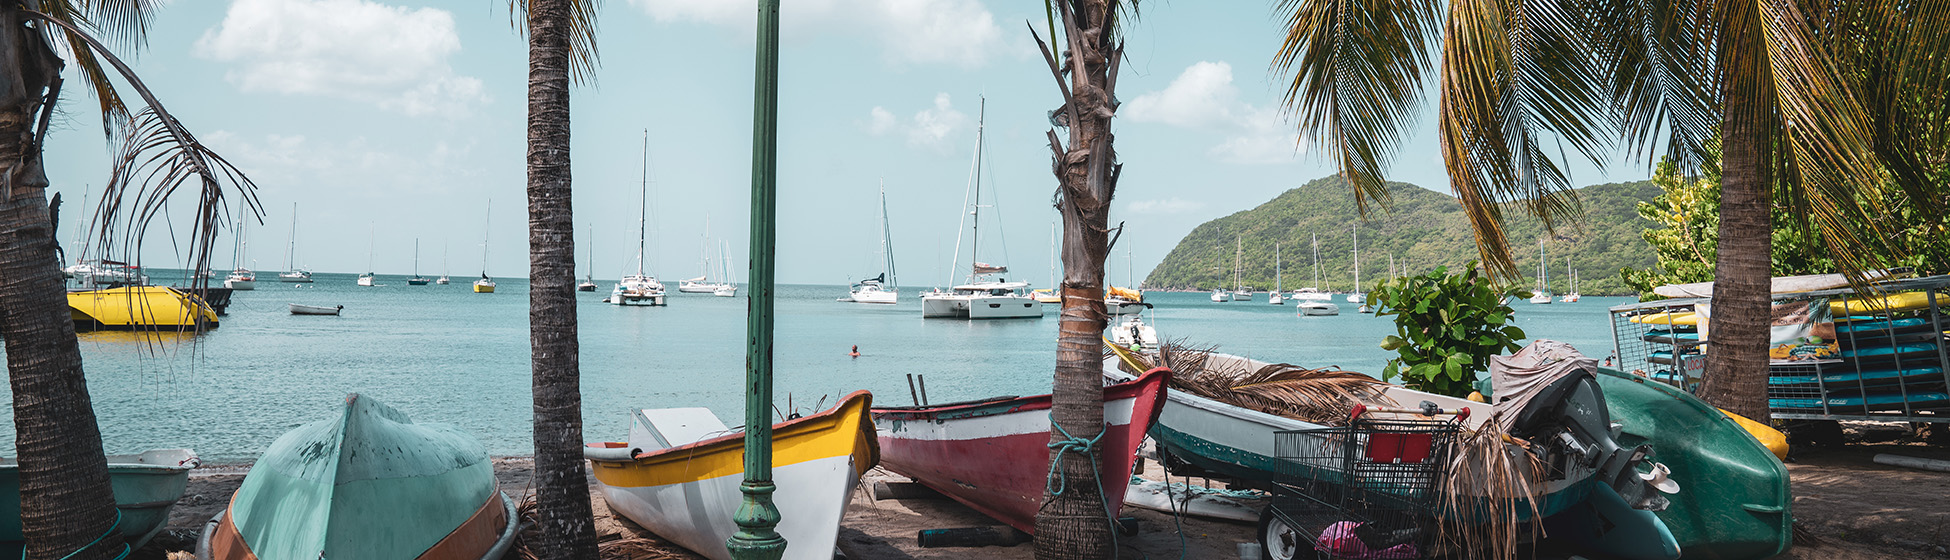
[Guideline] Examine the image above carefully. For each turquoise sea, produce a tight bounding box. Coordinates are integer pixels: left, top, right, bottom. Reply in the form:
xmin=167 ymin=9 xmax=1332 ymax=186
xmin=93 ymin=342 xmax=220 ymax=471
xmin=4 ymin=274 xmax=1633 ymax=461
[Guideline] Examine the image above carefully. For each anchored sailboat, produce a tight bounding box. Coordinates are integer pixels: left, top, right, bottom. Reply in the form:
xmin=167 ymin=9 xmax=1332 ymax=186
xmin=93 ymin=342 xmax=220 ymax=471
xmin=474 ymin=202 xmax=496 ymax=293
xmin=610 ymin=130 xmax=667 ymax=306
xmin=223 ymin=216 xmax=256 ymax=290
xmin=407 ymin=239 xmax=430 ymax=285
xmin=919 ymin=97 xmax=1041 ymax=319
xmin=578 ymin=225 xmax=598 ymax=292
xmin=436 ymin=243 xmax=450 ymax=285
xmin=1529 ymin=238 xmax=1553 ymax=304
xmin=1268 ymin=243 xmax=1285 ymax=305
xmin=1296 ymin=233 xmax=1340 ymax=316
xmin=357 ymin=225 xmax=377 ymax=287
xmin=841 ymin=182 xmax=899 ymax=304
xmin=277 ymin=202 xmax=312 ymax=283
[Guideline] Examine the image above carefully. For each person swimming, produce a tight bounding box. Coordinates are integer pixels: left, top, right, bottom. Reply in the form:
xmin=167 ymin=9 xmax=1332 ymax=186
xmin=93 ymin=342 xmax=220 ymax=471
xmin=849 ymin=345 xmax=860 ymax=358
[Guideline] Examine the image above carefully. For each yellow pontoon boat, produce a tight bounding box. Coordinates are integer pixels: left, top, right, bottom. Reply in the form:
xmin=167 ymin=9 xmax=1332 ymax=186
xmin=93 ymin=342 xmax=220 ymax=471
xmin=67 ymin=286 xmax=218 ymax=331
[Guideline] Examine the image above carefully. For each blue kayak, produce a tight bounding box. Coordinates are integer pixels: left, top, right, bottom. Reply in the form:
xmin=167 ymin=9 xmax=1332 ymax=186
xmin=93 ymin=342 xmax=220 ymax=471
xmin=1770 ymin=391 xmax=1950 ymax=411
xmin=1769 ymin=365 xmax=1946 ymax=386
xmin=1833 ymin=317 xmax=1930 ymax=334
xmin=1838 ymin=342 xmax=1941 ymax=360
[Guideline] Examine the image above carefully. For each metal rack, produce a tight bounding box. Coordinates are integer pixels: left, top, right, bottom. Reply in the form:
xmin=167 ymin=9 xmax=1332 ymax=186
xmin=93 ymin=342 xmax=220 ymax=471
xmin=1609 ymin=276 xmax=1950 ymax=423
xmin=1265 ymin=417 xmax=1460 ymax=560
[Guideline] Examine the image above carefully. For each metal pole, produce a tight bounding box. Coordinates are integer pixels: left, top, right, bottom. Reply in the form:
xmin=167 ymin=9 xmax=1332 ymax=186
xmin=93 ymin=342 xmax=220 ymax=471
xmin=728 ymin=0 xmax=784 ymax=558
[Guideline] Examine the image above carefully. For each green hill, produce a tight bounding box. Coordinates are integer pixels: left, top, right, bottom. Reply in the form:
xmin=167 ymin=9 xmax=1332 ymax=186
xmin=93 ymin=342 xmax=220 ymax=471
xmin=1143 ymin=175 xmax=1658 ymax=295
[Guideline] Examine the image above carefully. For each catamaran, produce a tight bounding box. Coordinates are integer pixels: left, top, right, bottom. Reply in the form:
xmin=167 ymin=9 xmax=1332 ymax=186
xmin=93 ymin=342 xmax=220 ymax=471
xmin=841 ymin=183 xmax=899 ymax=304
xmin=407 ymin=239 xmax=430 ymax=285
xmin=610 ymin=131 xmax=666 ymax=306
xmin=920 ymin=97 xmax=1042 ymax=319
xmin=473 ymin=203 xmax=496 ymax=293
xmin=1530 ymin=238 xmax=1553 ymax=304
xmin=277 ymin=203 xmax=312 ymax=283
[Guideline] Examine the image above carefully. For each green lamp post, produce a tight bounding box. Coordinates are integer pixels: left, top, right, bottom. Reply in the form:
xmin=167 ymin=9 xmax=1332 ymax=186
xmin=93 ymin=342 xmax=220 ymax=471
xmin=727 ymin=0 xmax=785 ymax=559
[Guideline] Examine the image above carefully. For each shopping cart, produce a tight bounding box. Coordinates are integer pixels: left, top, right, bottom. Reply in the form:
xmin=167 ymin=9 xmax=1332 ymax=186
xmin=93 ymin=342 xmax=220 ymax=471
xmin=1258 ymin=404 xmax=1462 ymax=560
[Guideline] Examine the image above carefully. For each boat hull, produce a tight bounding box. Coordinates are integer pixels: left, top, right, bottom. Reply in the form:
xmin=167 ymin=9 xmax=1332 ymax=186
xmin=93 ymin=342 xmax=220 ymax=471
xmin=278 ymin=272 xmax=312 ymax=283
xmin=576 ymin=282 xmax=598 ymax=292
xmin=610 ymin=293 xmax=666 ymax=306
xmin=871 ymin=368 xmax=1169 ymax=533
xmin=589 ymin=392 xmax=876 ymax=560
xmin=473 ymin=282 xmax=495 ymax=293
xmin=289 ymin=304 xmax=342 ymax=316
xmin=224 ymin=279 xmax=255 ymax=290
xmin=842 ymin=289 xmax=897 ymax=304
xmin=1296 ymin=302 xmax=1340 ymax=316
xmin=67 ymin=286 xmax=219 ymax=331
xmin=0 ymin=449 xmax=198 ymax=553
xmin=407 ymin=278 xmax=431 ymax=286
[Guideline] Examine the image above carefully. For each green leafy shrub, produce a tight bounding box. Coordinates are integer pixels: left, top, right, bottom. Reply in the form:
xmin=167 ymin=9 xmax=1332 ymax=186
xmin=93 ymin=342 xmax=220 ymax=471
xmin=1373 ymin=263 xmax=1528 ymax=397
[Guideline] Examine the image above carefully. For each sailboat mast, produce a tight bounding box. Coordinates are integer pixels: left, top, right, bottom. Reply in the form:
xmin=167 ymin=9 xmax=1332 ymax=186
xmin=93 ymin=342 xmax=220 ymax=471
xmin=637 ymin=129 xmax=649 ymax=277
xmin=285 ymin=202 xmax=297 ymax=272
xmin=414 ymin=239 xmax=420 ymax=276
xmin=1311 ymin=233 xmax=1320 ymax=290
xmin=968 ymin=97 xmax=985 ymax=283
xmin=1233 ymin=236 xmax=1242 ymax=289
xmin=367 ymin=224 xmax=376 ymax=274
xmin=1274 ymin=242 xmax=1281 ymax=292
xmin=1353 ymin=229 xmax=1361 ymax=293
xmin=481 ymin=200 xmax=491 ymax=275
xmin=879 ymin=182 xmax=898 ymax=292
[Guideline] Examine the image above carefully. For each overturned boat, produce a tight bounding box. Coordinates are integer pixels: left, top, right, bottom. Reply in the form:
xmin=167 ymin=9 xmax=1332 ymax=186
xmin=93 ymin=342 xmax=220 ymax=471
xmin=198 ymin=394 xmax=515 ymax=560
xmin=586 ymin=391 xmax=877 ymax=560
xmin=871 ymin=367 xmax=1170 ymax=533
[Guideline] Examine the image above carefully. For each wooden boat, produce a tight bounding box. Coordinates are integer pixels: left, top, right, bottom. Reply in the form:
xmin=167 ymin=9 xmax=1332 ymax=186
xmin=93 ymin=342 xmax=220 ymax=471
xmin=0 ymin=449 xmax=198 ymax=554
xmin=871 ymin=367 xmax=1170 ymax=534
xmin=1596 ymin=368 xmax=1792 ymax=560
xmin=586 ymin=391 xmax=876 ymax=560
xmin=288 ymin=303 xmax=342 ymax=316
xmin=198 ymin=394 xmax=516 ymax=560
xmin=68 ymin=286 xmax=219 ymax=331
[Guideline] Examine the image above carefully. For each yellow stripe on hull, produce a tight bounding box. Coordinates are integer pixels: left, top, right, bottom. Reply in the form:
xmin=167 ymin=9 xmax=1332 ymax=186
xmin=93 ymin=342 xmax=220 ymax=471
xmin=66 ymin=286 xmax=218 ymax=329
xmin=589 ymin=392 xmax=877 ymax=489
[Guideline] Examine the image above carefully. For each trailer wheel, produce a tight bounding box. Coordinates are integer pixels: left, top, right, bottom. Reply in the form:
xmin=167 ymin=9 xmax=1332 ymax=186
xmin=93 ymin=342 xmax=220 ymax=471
xmin=1257 ymin=506 xmax=1316 ymax=560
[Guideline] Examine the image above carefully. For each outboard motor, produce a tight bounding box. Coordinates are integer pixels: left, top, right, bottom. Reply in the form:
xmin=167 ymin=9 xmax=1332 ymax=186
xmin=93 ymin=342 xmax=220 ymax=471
xmin=1495 ymin=340 xmax=1679 ymax=511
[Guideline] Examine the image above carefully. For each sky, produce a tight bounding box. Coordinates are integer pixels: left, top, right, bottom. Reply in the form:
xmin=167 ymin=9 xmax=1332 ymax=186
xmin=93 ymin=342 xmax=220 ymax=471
xmin=44 ymin=0 xmax=1648 ymax=286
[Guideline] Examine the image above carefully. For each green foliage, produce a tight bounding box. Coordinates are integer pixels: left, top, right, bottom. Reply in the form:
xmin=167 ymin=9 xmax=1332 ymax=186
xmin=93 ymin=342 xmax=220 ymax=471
xmin=1371 ymin=264 xmax=1528 ymax=398
xmin=1144 ymin=175 xmax=1658 ymax=295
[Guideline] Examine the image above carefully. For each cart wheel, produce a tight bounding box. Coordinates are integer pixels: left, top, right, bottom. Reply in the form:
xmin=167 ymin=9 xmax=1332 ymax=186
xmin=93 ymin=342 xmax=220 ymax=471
xmin=1257 ymin=507 xmax=1317 ymax=560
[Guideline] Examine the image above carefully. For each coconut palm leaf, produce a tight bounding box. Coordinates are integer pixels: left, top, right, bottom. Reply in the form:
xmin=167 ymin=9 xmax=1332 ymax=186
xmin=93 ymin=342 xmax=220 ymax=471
xmin=1436 ymin=413 xmax=1543 ymax=560
xmin=1227 ymin=364 xmax=1394 ymax=423
xmin=509 ymin=0 xmax=603 ymax=84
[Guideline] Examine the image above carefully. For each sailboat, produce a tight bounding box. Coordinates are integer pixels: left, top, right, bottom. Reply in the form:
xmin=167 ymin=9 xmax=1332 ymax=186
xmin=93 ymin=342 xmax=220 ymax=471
xmin=407 ymin=239 xmax=430 ymax=285
xmin=1559 ymin=255 xmax=1581 ymax=302
xmin=357 ymin=225 xmax=377 ymax=287
xmin=1229 ymin=237 xmax=1252 ymax=301
xmin=474 ymin=202 xmax=497 ymax=293
xmin=1529 ymin=238 xmax=1553 ymax=304
xmin=842 ymin=183 xmax=899 ymax=304
xmin=1268 ymin=243 xmax=1285 ymax=305
xmin=1031 ymin=222 xmax=1060 ymax=304
xmin=223 ymin=216 xmax=256 ymax=290
xmin=1296 ymin=233 xmax=1340 ymax=316
xmin=711 ymin=240 xmax=736 ymax=297
xmin=1347 ymin=229 xmax=1365 ymax=303
xmin=277 ymin=203 xmax=312 ymax=283
xmin=436 ymin=243 xmax=451 ymax=285
xmin=919 ymin=97 xmax=1042 ymax=320
xmin=578 ymin=225 xmax=599 ymax=292
xmin=678 ymin=218 xmax=735 ymax=294
xmin=610 ymin=130 xmax=667 ymax=306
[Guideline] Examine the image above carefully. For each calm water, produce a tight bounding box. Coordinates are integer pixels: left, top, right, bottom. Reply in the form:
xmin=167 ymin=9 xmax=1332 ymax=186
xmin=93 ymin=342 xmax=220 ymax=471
xmin=4 ymin=274 xmax=1632 ymax=461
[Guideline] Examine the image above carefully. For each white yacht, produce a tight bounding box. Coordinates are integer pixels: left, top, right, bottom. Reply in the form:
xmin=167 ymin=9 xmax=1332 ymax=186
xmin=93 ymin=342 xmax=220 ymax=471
xmin=1529 ymin=239 xmax=1553 ymax=304
xmin=358 ymin=226 xmax=378 ymax=287
xmin=278 ymin=204 xmax=312 ymax=283
xmin=1347 ymin=229 xmax=1365 ymax=303
xmin=1210 ymin=289 xmax=1232 ymax=303
xmin=1559 ymin=257 xmax=1581 ymax=302
xmin=1297 ymin=299 xmax=1341 ymax=316
xmin=920 ymin=97 xmax=1041 ymax=320
xmin=223 ymin=217 xmax=255 ymax=290
xmin=610 ymin=130 xmax=665 ymax=306
xmin=678 ymin=219 xmax=736 ymax=295
xmin=1296 ymin=233 xmax=1340 ymax=315
xmin=841 ymin=183 xmax=900 ymax=305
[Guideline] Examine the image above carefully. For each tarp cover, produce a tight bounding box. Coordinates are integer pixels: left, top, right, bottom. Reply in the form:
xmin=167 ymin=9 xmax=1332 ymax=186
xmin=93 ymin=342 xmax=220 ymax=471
xmin=1489 ymin=340 xmax=1598 ymax=432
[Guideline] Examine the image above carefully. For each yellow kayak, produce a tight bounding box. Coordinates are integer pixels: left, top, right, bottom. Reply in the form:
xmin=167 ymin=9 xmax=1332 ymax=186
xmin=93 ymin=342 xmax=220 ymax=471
xmin=1720 ymin=409 xmax=1788 ymax=460
xmin=1830 ymin=291 xmax=1936 ymax=315
xmin=1630 ymin=311 xmax=1700 ymax=326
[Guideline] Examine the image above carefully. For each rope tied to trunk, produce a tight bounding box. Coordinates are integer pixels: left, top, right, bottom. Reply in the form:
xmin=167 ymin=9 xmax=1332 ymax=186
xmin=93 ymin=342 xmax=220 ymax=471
xmin=1044 ymin=417 xmax=1123 ymax=553
xmin=26 ymin=508 xmax=131 ymax=560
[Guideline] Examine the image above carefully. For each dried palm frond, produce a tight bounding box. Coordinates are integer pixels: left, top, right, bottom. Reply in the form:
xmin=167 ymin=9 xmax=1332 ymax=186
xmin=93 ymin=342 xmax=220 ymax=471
xmin=1435 ymin=411 xmax=1542 ymax=560
xmin=1142 ymin=338 xmax=1393 ymax=425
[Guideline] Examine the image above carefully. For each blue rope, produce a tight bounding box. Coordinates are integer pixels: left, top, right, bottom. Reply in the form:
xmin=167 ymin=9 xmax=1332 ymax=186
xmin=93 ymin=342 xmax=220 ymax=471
xmin=1046 ymin=418 xmax=1122 ymax=556
xmin=21 ymin=509 xmax=130 ymax=560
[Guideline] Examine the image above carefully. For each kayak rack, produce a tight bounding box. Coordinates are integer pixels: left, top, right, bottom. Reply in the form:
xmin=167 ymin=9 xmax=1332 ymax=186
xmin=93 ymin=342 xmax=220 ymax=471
xmin=1607 ymin=275 xmax=1950 ymax=424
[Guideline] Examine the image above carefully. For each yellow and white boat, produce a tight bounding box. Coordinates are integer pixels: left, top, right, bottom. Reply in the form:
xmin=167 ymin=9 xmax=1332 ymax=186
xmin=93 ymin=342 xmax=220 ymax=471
xmin=472 ymin=275 xmax=496 ymax=293
xmin=1030 ymin=288 xmax=1059 ymax=304
xmin=67 ymin=286 xmax=219 ymax=331
xmin=585 ymin=391 xmax=877 ymax=560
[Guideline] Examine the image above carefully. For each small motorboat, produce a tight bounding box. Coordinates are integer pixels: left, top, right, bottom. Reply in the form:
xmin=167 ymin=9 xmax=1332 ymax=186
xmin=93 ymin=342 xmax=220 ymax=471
xmin=587 ymin=392 xmax=876 ymax=560
xmin=0 ymin=449 xmax=199 ymax=554
xmin=1295 ymin=300 xmax=1340 ymax=316
xmin=289 ymin=303 xmax=342 ymax=316
xmin=198 ymin=394 xmax=515 ymax=560
xmin=871 ymin=368 xmax=1169 ymax=533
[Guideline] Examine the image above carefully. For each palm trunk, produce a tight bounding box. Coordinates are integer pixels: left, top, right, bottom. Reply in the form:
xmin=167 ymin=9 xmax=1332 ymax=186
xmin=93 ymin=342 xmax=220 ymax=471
xmin=524 ymin=0 xmax=597 ymax=557
xmin=1033 ymin=2 xmax=1120 ymax=558
xmin=0 ymin=8 xmax=124 ymax=559
xmin=1700 ymin=18 xmax=1774 ymax=422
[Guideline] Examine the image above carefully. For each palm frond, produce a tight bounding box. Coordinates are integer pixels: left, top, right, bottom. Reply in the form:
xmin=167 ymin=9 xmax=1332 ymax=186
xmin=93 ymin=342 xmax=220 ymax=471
xmin=1435 ymin=413 xmax=1542 ymax=560
xmin=510 ymin=0 xmax=603 ymax=85
xmin=91 ymin=108 xmax=260 ymax=285
xmin=1273 ymin=0 xmax=1444 ymax=213
xmin=1588 ymin=0 xmax=1718 ymax=171
xmin=1151 ymin=339 xmax=1392 ymax=425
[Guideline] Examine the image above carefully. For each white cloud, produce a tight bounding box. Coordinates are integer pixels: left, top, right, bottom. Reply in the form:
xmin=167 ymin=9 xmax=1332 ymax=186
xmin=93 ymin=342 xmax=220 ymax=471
xmin=1127 ymin=197 xmax=1205 ymax=215
xmin=629 ymin=0 xmax=1004 ymax=67
xmin=1125 ymin=61 xmax=1303 ymax=165
xmin=194 ymin=0 xmax=485 ymax=117
xmin=867 ymin=93 xmax=970 ymax=151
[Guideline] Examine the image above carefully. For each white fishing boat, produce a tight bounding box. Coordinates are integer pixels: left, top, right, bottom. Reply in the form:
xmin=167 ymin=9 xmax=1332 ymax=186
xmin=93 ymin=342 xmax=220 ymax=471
xmin=841 ymin=183 xmax=900 ymax=304
xmin=610 ymin=131 xmax=665 ymax=306
xmin=586 ymin=392 xmax=876 ymax=560
xmin=288 ymin=303 xmax=342 ymax=316
xmin=1530 ymin=238 xmax=1553 ymax=304
xmin=474 ymin=203 xmax=495 ymax=294
xmin=920 ymin=97 xmax=1041 ymax=320
xmin=1268 ymin=243 xmax=1285 ymax=305
xmin=1347 ymin=229 xmax=1365 ymax=303
xmin=223 ymin=217 xmax=255 ymax=290
xmin=278 ymin=203 xmax=313 ymax=283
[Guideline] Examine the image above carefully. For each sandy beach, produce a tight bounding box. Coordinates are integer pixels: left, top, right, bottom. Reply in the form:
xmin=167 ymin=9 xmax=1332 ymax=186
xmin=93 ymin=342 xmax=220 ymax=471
xmin=131 ymin=435 xmax=1947 ymax=560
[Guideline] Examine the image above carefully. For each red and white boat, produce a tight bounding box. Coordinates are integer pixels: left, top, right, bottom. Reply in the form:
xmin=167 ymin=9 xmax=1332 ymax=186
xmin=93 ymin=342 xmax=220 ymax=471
xmin=870 ymin=367 xmax=1170 ymax=533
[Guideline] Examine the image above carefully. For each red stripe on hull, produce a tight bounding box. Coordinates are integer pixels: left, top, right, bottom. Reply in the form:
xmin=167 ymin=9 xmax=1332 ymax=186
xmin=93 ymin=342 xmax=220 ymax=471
xmin=873 ymin=368 xmax=1170 ymax=534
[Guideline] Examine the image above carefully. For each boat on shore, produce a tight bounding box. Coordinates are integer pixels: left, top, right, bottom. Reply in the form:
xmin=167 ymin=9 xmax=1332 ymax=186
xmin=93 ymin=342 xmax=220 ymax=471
xmin=289 ymin=303 xmax=342 ymax=316
xmin=586 ymin=391 xmax=877 ymax=560
xmin=197 ymin=394 xmax=516 ymax=560
xmin=0 ymin=448 xmax=198 ymax=554
xmin=871 ymin=367 xmax=1170 ymax=533
xmin=68 ymin=286 xmax=219 ymax=331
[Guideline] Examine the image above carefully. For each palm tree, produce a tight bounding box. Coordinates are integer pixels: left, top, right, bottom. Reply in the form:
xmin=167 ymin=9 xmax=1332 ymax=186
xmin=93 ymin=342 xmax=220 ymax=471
xmin=1030 ymin=1 xmax=1132 ymax=558
xmin=514 ymin=0 xmax=601 ymax=556
xmin=1272 ymin=0 xmax=1950 ymax=420
xmin=1 ymin=3 xmax=256 ymax=556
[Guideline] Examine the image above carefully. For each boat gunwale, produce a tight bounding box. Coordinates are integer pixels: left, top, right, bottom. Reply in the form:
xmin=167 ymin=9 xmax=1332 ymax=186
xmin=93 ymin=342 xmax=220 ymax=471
xmin=870 ymin=368 xmax=1170 ymax=422
xmin=589 ymin=390 xmax=876 ymax=467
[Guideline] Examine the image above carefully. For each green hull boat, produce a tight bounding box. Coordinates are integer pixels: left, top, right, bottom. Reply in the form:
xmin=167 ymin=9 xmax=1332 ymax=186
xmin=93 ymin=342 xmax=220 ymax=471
xmin=1596 ymin=368 xmax=1793 ymax=560
xmin=0 ymin=449 xmax=198 ymax=554
xmin=197 ymin=393 xmax=515 ymax=560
